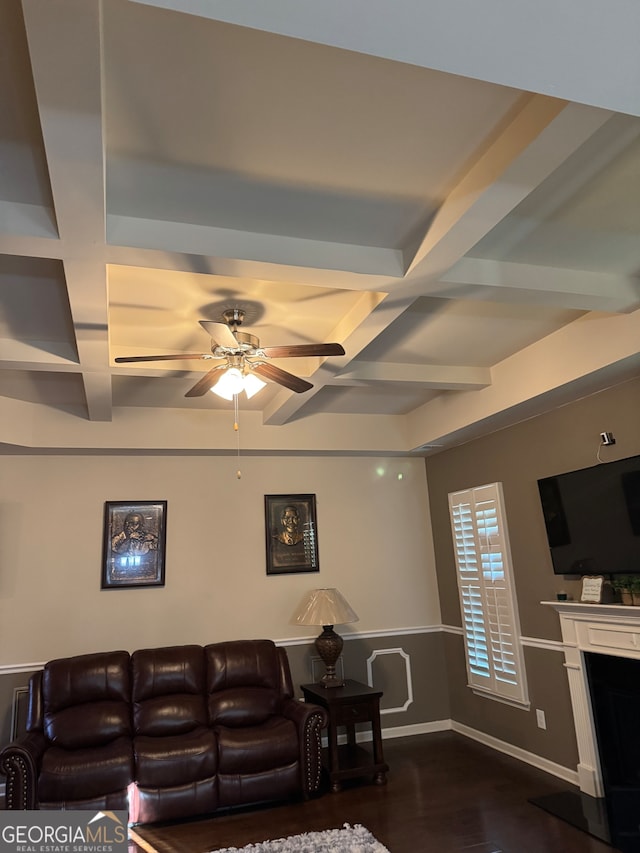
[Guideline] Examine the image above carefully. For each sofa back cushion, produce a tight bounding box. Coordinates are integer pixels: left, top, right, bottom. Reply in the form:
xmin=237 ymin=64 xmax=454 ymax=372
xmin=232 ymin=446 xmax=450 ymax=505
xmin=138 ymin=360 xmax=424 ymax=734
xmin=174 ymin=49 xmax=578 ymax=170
xmin=132 ymin=645 xmax=207 ymax=735
xmin=205 ymin=640 xmax=287 ymax=727
xmin=43 ymin=651 xmax=131 ymax=749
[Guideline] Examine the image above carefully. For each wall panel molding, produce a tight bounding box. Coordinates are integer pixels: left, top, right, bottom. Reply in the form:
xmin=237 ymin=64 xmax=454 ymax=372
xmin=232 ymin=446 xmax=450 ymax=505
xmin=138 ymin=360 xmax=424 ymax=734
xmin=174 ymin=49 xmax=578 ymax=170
xmin=366 ymin=647 xmax=413 ymax=713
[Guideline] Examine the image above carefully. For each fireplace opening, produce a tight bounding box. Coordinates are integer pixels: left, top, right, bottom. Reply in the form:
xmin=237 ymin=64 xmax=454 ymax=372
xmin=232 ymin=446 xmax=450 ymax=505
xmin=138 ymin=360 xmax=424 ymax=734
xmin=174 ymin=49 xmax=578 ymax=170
xmin=585 ymin=651 xmax=640 ymax=853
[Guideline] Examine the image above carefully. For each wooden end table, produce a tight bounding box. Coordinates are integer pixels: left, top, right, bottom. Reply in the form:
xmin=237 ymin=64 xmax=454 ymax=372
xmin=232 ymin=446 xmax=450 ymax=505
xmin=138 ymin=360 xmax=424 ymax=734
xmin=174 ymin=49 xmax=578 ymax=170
xmin=301 ymin=679 xmax=388 ymax=792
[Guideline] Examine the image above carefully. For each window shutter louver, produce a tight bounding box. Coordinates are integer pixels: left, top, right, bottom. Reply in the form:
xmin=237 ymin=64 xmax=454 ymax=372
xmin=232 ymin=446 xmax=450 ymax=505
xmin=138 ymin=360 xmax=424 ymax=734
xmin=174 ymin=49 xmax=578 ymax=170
xmin=449 ymin=483 xmax=529 ymax=707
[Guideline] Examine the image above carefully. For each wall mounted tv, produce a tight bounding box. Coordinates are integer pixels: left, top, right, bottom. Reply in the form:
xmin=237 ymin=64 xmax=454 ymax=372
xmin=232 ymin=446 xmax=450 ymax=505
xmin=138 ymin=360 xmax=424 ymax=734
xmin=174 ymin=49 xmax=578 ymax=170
xmin=538 ymin=453 xmax=640 ymax=576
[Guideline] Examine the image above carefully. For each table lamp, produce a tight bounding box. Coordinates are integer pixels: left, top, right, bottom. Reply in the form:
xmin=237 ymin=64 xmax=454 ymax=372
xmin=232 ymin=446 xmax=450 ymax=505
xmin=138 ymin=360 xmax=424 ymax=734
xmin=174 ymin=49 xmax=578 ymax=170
xmin=291 ymin=588 xmax=359 ymax=687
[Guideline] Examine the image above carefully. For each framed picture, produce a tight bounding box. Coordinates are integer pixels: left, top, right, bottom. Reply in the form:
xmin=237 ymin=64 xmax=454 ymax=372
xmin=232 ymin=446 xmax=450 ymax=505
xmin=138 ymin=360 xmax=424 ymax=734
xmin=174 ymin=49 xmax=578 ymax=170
xmin=265 ymin=494 xmax=320 ymax=575
xmin=101 ymin=501 xmax=167 ymax=589
xmin=580 ymin=575 xmax=615 ymax=604
xmin=580 ymin=575 xmax=605 ymax=603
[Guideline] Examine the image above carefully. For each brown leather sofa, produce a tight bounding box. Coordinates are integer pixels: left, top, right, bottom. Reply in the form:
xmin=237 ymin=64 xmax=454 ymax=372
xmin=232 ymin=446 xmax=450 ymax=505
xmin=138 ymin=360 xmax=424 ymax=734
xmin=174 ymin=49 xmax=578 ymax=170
xmin=0 ymin=640 xmax=327 ymax=824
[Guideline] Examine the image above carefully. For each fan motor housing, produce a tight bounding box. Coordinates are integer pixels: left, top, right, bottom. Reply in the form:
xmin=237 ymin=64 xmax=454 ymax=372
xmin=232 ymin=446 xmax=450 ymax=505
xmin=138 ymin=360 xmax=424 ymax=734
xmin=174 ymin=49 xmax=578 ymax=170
xmin=232 ymin=331 xmax=260 ymax=352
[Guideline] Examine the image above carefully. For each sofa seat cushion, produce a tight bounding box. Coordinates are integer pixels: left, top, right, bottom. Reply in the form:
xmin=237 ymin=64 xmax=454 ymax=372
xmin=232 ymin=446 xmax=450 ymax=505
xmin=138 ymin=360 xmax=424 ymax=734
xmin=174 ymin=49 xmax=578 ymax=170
xmin=217 ymin=765 xmax=299 ymax=808
xmin=38 ymin=736 xmax=133 ymax=802
xmin=216 ymin=717 xmax=298 ymax=774
xmin=134 ymin=727 xmax=217 ymax=787
xmin=132 ymin=777 xmax=218 ymax=826
xmin=39 ymin=791 xmax=130 ymax=812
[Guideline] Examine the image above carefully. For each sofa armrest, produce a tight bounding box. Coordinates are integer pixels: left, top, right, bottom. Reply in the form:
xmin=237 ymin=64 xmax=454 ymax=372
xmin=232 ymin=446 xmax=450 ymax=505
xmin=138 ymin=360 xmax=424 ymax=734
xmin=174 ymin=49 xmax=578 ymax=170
xmin=1 ymin=731 xmax=47 ymax=809
xmin=281 ymin=698 xmax=327 ymax=796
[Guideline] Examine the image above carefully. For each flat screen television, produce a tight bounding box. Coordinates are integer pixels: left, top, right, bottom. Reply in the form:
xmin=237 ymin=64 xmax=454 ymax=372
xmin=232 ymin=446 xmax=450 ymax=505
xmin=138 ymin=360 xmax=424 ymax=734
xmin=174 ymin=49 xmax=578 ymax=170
xmin=538 ymin=453 xmax=640 ymax=576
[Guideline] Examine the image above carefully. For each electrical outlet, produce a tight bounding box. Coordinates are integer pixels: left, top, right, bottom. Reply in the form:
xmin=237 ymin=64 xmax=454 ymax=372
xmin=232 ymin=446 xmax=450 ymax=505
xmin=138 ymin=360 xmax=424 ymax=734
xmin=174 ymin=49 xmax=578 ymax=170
xmin=536 ymin=709 xmax=546 ymax=730
xmin=600 ymin=431 xmax=616 ymax=446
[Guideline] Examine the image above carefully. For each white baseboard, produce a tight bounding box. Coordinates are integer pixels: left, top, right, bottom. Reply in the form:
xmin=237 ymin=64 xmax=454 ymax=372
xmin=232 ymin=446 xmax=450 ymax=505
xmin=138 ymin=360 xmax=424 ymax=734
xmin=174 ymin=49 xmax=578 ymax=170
xmin=450 ymin=720 xmax=579 ymax=787
xmin=333 ymin=718 xmax=577 ymax=788
xmin=368 ymin=719 xmax=578 ymax=786
xmin=381 ymin=720 xmax=451 ymax=739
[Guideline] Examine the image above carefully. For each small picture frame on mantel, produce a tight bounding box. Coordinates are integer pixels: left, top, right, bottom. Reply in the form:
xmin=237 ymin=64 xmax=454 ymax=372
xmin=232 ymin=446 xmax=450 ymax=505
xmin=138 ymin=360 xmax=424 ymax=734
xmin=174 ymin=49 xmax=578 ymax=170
xmin=580 ymin=575 xmax=615 ymax=604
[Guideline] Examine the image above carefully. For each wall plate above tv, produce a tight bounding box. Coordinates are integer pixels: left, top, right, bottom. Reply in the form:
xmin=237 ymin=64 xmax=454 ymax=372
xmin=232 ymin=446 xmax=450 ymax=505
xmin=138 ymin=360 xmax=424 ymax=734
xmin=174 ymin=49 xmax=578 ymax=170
xmin=538 ymin=453 xmax=640 ymax=576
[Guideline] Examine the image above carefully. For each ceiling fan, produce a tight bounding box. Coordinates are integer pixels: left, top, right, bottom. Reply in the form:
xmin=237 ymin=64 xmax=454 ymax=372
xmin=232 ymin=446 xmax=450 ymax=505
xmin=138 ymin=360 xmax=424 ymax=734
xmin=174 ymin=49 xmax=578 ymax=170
xmin=114 ymin=308 xmax=345 ymax=398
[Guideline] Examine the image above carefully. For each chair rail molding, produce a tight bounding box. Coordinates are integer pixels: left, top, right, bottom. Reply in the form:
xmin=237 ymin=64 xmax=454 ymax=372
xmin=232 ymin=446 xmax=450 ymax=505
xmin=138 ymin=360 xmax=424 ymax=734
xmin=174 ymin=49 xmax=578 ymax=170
xmin=0 ymin=662 xmax=45 ymax=675
xmin=280 ymin=625 xmax=441 ymax=646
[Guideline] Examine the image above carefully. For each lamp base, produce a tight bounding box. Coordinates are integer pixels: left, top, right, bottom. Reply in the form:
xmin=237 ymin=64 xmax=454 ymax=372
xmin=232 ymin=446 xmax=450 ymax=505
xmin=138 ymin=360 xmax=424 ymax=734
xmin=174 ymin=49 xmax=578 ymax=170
xmin=319 ymin=673 xmax=345 ymax=688
xmin=315 ymin=625 xmax=345 ymax=688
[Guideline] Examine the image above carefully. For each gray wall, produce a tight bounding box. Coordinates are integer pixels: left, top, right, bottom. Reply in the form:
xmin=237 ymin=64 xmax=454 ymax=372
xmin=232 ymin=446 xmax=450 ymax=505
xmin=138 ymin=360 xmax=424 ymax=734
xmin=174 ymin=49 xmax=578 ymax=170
xmin=426 ymin=376 xmax=640 ymax=768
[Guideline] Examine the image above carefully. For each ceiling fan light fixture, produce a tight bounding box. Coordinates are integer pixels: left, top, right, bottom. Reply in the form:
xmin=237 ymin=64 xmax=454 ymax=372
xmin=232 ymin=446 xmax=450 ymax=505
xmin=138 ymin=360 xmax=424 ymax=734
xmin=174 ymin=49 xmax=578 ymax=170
xmin=211 ymin=367 xmax=267 ymax=400
xmin=116 ymin=310 xmax=344 ymax=398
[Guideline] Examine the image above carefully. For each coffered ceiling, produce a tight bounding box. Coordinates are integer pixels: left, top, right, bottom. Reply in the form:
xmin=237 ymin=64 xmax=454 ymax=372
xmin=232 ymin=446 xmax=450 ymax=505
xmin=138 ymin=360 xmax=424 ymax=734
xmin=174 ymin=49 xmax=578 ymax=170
xmin=1 ymin=0 xmax=639 ymax=455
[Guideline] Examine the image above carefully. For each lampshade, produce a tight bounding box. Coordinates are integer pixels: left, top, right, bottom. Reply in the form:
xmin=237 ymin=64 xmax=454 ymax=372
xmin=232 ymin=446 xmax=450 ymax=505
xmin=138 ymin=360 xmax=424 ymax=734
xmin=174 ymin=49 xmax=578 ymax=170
xmin=291 ymin=589 xmax=358 ymax=688
xmin=292 ymin=588 xmax=359 ymax=627
xmin=211 ymin=368 xmax=267 ymax=400
xmin=243 ymin=372 xmax=267 ymax=399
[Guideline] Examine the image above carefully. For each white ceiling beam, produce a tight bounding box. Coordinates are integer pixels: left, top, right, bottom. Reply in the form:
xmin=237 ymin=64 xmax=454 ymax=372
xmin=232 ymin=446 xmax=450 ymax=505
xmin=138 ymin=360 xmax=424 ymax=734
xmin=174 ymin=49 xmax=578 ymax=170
xmin=130 ymin=0 xmax=640 ymax=117
xmin=472 ymin=113 xmax=640 ymax=259
xmin=261 ymin=292 xmax=387 ymax=425
xmin=21 ymin=0 xmax=112 ymax=422
xmin=80 ymin=371 xmax=114 ymax=422
xmin=407 ymin=309 xmax=640 ymax=451
xmin=0 ymin=396 xmax=411 ymax=454
xmin=334 ymin=361 xmax=491 ymax=390
xmin=440 ymin=258 xmax=640 ymax=313
xmin=260 ymin=100 xmax=619 ymax=427
xmin=107 ymin=215 xmax=405 ymax=277
xmin=405 ymin=99 xmax=614 ymax=279
xmin=105 ymin=244 xmax=396 ymax=294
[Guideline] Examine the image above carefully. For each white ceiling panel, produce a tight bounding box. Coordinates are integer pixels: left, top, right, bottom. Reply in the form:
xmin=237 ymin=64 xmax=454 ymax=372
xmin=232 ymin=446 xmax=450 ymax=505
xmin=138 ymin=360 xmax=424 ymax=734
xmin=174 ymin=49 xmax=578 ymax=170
xmin=0 ymin=0 xmax=638 ymax=454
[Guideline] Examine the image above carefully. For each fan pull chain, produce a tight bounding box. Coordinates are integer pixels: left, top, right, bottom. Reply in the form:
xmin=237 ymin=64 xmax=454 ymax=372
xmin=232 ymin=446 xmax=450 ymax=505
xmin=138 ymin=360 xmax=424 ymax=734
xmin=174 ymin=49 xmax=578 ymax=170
xmin=234 ymin=393 xmax=241 ymax=479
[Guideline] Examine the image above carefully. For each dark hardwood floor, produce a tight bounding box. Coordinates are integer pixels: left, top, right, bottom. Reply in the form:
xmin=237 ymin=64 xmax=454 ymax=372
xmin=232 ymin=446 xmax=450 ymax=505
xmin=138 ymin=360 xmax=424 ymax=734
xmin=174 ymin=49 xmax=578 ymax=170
xmin=128 ymin=731 xmax=622 ymax=853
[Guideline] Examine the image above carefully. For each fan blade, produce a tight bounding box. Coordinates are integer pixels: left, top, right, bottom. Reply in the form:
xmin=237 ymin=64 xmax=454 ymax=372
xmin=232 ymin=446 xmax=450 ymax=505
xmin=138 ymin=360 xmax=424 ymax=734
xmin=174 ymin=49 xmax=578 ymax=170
xmin=252 ymin=362 xmax=313 ymax=393
xmin=260 ymin=343 xmax=345 ymax=358
xmin=199 ymin=321 xmax=238 ymax=349
xmin=185 ymin=366 xmax=226 ymax=398
xmin=115 ymin=353 xmax=208 ymax=363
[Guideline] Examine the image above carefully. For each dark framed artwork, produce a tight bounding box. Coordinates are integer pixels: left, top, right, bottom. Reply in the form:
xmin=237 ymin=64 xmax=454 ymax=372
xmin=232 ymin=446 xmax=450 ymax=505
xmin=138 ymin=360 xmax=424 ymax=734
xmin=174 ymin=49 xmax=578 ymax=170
xmin=101 ymin=501 xmax=167 ymax=589
xmin=265 ymin=494 xmax=320 ymax=575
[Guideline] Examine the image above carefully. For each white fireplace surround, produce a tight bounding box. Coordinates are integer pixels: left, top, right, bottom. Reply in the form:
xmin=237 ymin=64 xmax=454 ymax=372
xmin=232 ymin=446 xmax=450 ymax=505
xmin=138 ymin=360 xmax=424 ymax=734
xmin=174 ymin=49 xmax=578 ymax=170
xmin=544 ymin=600 xmax=640 ymax=798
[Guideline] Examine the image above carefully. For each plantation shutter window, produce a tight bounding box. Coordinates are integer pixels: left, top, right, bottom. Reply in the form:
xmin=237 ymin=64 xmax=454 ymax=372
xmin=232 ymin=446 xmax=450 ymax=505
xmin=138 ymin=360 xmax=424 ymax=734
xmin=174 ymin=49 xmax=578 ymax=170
xmin=448 ymin=482 xmax=529 ymax=708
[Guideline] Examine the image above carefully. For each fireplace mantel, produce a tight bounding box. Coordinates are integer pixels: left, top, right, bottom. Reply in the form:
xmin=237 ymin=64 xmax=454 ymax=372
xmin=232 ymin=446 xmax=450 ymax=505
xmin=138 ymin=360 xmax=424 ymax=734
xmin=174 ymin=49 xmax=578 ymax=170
xmin=543 ymin=600 xmax=640 ymax=797
xmin=544 ymin=599 xmax=640 ymax=622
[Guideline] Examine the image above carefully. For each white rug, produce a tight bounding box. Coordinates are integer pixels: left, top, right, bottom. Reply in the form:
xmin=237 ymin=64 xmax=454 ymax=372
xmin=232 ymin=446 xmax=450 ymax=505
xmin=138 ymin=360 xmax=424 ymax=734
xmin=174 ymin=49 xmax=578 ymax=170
xmin=210 ymin=823 xmax=390 ymax=853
